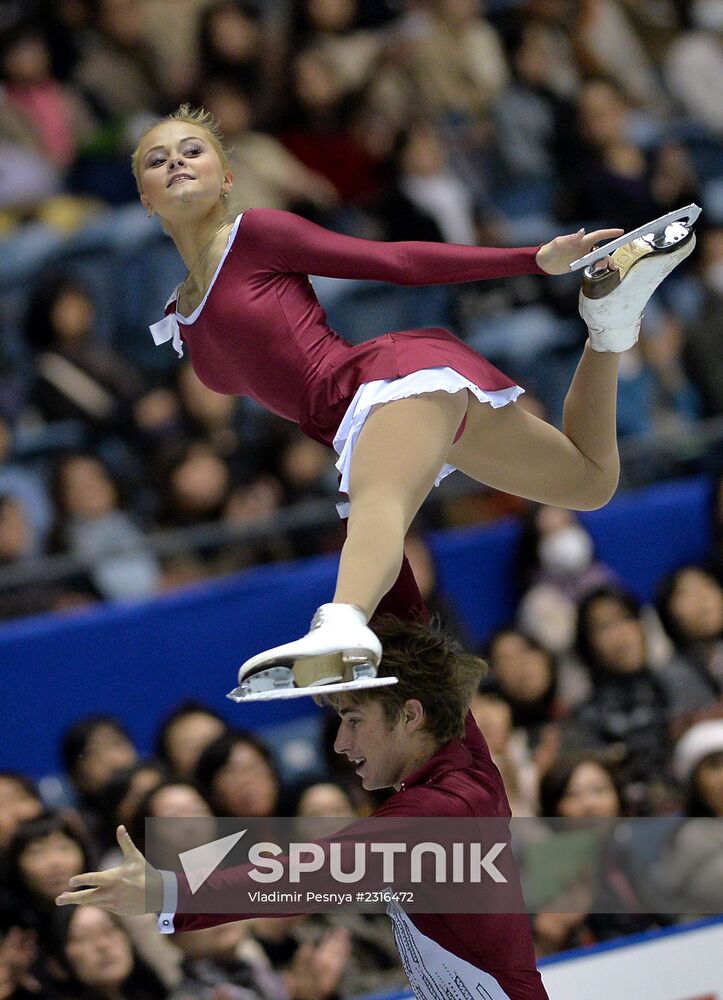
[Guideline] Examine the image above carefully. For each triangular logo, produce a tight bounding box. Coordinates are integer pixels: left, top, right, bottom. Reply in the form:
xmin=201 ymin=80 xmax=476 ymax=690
xmin=179 ymin=830 xmax=247 ymax=894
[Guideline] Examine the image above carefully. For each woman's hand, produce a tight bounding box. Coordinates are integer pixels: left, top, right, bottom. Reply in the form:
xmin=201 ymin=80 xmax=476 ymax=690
xmin=55 ymin=826 xmax=162 ymax=916
xmin=536 ymin=228 xmax=624 ymax=275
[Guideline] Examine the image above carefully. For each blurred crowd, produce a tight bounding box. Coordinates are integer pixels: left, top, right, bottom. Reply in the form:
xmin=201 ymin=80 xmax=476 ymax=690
xmin=1 ymin=2 xmax=723 ymax=992
xmin=0 ymin=0 xmax=722 ymax=620
xmin=2 ymin=489 xmax=723 ymax=994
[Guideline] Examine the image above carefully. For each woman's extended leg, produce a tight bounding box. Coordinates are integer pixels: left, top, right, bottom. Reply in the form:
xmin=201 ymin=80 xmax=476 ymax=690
xmin=334 ymin=390 xmax=468 ymax=619
xmin=447 ymin=342 xmax=621 ymax=511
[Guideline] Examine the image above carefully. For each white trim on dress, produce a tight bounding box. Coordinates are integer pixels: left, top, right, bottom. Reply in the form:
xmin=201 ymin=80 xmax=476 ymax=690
xmin=148 ymin=214 xmax=244 ymax=357
xmin=333 ymin=366 xmax=524 ymax=517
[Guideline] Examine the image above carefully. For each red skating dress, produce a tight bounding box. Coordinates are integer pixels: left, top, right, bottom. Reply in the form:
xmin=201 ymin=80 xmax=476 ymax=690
xmin=150 ymin=209 xmax=546 ymax=466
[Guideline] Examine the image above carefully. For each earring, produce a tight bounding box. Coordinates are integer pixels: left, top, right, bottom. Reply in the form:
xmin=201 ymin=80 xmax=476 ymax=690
xmin=221 ymin=190 xmax=229 ymax=199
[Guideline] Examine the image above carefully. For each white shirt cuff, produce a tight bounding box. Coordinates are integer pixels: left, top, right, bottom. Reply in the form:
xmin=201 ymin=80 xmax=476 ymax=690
xmin=157 ymin=870 xmax=178 ymax=934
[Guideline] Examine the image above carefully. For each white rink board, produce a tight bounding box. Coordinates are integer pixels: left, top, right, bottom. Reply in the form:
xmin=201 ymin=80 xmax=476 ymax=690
xmin=541 ymin=918 xmax=723 ymax=999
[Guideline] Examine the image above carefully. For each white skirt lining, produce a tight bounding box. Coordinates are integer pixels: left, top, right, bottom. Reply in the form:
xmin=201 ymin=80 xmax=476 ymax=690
xmin=332 ymin=366 xmax=524 ymax=518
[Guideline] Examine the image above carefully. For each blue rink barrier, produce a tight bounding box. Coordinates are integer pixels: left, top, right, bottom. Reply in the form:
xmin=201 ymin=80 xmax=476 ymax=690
xmin=0 ymin=476 xmax=712 ymax=777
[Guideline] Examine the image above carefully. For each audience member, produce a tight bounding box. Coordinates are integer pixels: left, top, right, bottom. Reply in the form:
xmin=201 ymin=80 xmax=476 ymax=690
xmin=658 ymin=566 xmax=723 ymax=731
xmin=563 ymin=587 xmax=672 ymax=810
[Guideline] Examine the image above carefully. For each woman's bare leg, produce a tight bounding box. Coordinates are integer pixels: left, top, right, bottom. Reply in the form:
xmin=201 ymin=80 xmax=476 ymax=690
xmin=333 ymin=390 xmax=468 ymax=619
xmin=448 ymin=342 xmax=621 ymax=510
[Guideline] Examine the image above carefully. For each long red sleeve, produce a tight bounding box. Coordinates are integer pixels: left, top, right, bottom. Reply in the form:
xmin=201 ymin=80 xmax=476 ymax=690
xmin=241 ymin=209 xmax=546 ymax=285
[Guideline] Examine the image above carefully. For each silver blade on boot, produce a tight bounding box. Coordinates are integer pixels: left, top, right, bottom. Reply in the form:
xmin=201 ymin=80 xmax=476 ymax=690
xmin=568 ymin=203 xmax=702 ymax=272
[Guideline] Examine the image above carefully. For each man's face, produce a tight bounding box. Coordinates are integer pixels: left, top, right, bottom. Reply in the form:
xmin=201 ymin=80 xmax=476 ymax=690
xmin=333 ymin=698 xmax=412 ymax=791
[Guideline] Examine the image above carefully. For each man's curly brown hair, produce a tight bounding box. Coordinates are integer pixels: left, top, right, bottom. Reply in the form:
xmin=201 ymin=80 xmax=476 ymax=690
xmin=323 ymin=615 xmax=487 ymax=745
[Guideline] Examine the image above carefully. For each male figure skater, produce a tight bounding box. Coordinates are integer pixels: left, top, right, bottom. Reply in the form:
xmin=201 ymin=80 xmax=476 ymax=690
xmin=57 ymin=616 xmax=548 ymax=1000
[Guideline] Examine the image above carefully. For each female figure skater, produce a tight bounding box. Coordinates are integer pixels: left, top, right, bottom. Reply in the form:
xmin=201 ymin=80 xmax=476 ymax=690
xmin=134 ymin=106 xmax=695 ymax=699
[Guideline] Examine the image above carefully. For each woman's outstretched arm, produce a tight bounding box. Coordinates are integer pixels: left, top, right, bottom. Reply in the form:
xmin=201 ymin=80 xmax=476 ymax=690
xmin=241 ymin=208 xmax=622 ymax=283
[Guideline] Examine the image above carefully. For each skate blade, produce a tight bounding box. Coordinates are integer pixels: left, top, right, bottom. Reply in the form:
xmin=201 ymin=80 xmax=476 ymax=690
xmin=568 ymin=203 xmax=701 ymax=272
xmin=227 ymin=675 xmax=399 ymax=703
xmin=581 ymin=228 xmax=696 ymax=299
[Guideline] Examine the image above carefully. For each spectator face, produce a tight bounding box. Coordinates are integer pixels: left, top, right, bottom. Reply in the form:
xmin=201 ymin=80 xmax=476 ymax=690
xmin=514 ymin=23 xmax=555 ymax=86
xmin=0 ymin=497 xmax=33 ymax=562
xmin=489 ymin=632 xmax=552 ymax=702
xmin=694 ymin=752 xmax=723 ymax=817
xmin=115 ymin=766 xmax=165 ymax=827
xmin=400 ymin=125 xmax=446 ymax=177
xmin=577 ymin=81 xmax=628 ymax=148
xmin=97 ymin=0 xmax=144 ymax=47
xmin=143 ymin=782 xmax=217 ymax=864
xmin=206 ymin=5 xmax=260 ymax=63
xmin=149 ymin=783 xmax=214 ymax=819
xmin=470 ymin=694 xmax=512 ymax=755
xmin=294 ymin=51 xmax=343 ymax=115
xmin=557 ymin=762 xmax=620 ymax=818
xmin=63 ymin=908 xmax=133 ymax=989
xmin=50 ymin=289 xmax=94 ymax=345
xmin=1 ymin=33 xmax=51 ymax=84
xmin=306 ymin=0 xmax=357 ymax=33
xmin=200 ymin=81 xmax=253 ymax=138
xmin=434 ymin=0 xmax=481 ymax=26
xmin=58 ymin=456 xmax=118 ymax=519
xmin=296 ymin=783 xmax=355 ymax=818
xmin=73 ymin=723 xmax=137 ymax=794
xmin=164 ymin=712 xmax=227 ymax=778
xmin=212 ymin=740 xmax=278 ymax=816
xmin=18 ymin=832 xmax=85 ymax=901
xmin=224 ymin=476 xmax=283 ymax=525
xmin=279 ymin=435 xmax=331 ymax=492
xmin=0 ymin=777 xmax=43 ymax=851
xmin=168 ymin=446 xmax=230 ymax=520
xmin=668 ymin=569 xmax=723 ymax=642
xmin=583 ymin=596 xmax=645 ymax=673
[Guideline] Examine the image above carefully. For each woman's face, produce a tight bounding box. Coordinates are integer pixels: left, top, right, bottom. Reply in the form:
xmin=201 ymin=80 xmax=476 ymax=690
xmin=59 ymin=457 xmax=118 ymax=520
xmin=695 ymin=752 xmax=723 ymax=817
xmin=137 ymin=121 xmax=231 ymax=224
xmin=207 ymin=6 xmax=259 ymax=61
xmin=669 ymin=570 xmax=723 ymax=642
xmin=64 ymin=908 xmax=133 ymax=988
xmin=585 ymin=598 xmax=645 ymax=672
xmin=165 ymin=712 xmax=227 ymax=778
xmin=74 ymin=723 xmax=137 ymax=794
xmin=213 ymin=742 xmax=278 ymax=817
xmin=577 ymin=81 xmax=628 ymax=147
xmin=116 ymin=768 xmax=164 ymax=827
xmin=296 ymin=783 xmax=355 ymax=818
xmin=148 ymin=784 xmax=217 ymax=864
xmin=19 ymin=832 xmax=85 ymax=901
xmin=470 ymin=695 xmax=512 ymax=755
xmin=170 ymin=447 xmax=230 ymax=518
xmin=490 ymin=633 xmax=551 ymax=702
xmin=0 ymin=778 xmax=43 ymax=850
xmin=150 ymin=784 xmax=213 ymax=819
xmin=557 ymin=763 xmax=620 ymax=819
xmin=51 ymin=290 xmax=94 ymax=344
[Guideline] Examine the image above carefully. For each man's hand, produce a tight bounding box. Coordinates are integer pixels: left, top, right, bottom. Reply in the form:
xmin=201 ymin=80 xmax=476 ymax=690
xmin=55 ymin=825 xmax=162 ymax=916
xmin=536 ymin=228 xmax=624 ymax=275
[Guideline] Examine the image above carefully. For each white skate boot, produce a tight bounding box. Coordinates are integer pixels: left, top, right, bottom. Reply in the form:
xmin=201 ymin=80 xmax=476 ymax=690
xmin=576 ymin=204 xmax=700 ymax=353
xmin=227 ymin=604 xmax=396 ymax=703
